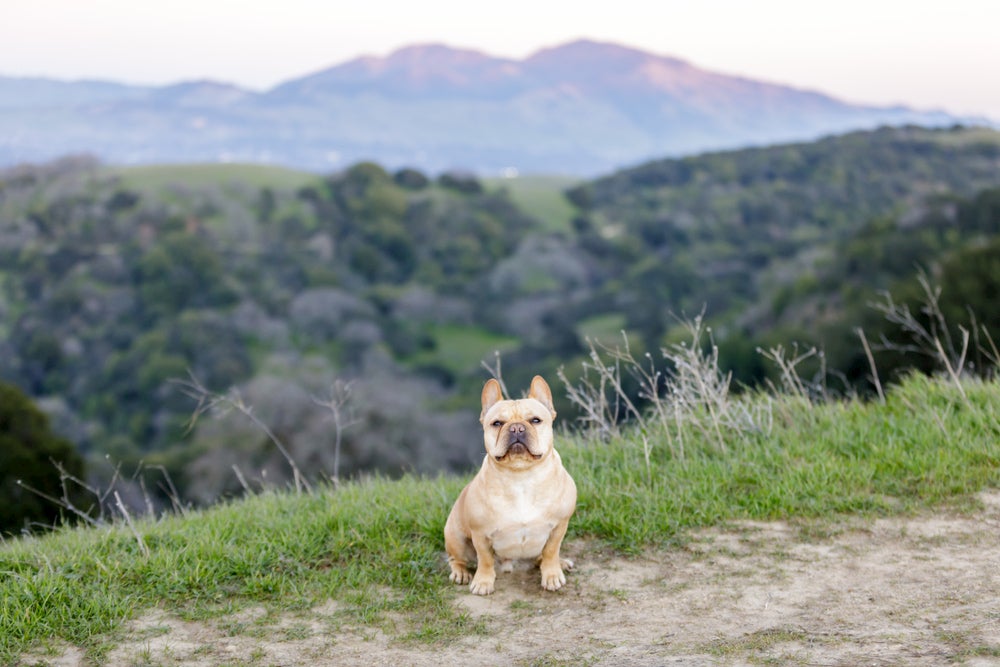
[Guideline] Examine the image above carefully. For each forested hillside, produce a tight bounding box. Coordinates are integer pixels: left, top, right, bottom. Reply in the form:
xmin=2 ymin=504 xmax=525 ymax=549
xmin=1 ymin=125 xmax=999 ymax=516
xmin=0 ymin=158 xmax=539 ymax=508
xmin=567 ymin=125 xmax=1000 ymax=380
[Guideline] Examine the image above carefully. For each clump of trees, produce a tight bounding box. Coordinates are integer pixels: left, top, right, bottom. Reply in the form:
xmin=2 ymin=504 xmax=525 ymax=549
xmin=0 ymin=383 xmax=86 ymax=533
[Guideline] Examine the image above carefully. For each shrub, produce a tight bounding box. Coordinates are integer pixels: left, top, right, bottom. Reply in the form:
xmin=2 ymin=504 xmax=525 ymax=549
xmin=0 ymin=382 xmax=86 ymax=534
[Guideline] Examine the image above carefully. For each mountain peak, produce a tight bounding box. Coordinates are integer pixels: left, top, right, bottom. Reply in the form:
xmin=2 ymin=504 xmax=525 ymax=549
xmin=527 ymin=39 xmax=689 ymax=69
xmin=383 ymin=43 xmax=502 ymax=66
xmin=522 ymin=39 xmax=699 ymax=93
xmin=275 ymin=42 xmax=520 ymax=97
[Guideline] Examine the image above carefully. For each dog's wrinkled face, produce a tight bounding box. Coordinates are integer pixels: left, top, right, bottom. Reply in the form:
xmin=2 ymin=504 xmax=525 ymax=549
xmin=480 ymin=376 xmax=557 ymax=468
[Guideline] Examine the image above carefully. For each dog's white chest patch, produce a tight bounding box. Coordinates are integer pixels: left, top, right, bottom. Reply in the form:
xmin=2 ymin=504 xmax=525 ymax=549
xmin=490 ymin=519 xmax=554 ymax=560
xmin=488 ymin=488 xmax=555 ymax=559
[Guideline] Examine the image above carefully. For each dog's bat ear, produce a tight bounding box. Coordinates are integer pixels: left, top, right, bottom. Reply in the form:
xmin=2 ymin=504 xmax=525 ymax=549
xmin=481 ymin=378 xmax=504 ymax=419
xmin=528 ymin=375 xmax=556 ymax=418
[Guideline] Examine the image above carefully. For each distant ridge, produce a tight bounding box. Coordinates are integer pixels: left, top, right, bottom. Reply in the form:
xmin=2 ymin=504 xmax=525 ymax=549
xmin=0 ymin=39 xmax=975 ymax=174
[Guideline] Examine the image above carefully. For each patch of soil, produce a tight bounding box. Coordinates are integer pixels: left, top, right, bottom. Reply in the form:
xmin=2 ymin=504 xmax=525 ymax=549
xmin=21 ymin=493 xmax=1000 ymax=666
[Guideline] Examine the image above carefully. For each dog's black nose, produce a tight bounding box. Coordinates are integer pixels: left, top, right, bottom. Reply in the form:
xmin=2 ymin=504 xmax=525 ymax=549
xmin=509 ymin=423 xmax=526 ymax=436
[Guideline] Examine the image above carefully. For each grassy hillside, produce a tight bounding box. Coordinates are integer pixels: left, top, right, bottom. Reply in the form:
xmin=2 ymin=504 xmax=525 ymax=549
xmin=2 ymin=373 xmax=999 ymax=663
xmin=483 ymin=174 xmax=581 ymax=234
xmin=107 ymin=163 xmax=321 ymax=193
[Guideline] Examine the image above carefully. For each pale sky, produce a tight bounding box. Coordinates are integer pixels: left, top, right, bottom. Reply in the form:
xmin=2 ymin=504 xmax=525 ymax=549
xmin=3 ymin=0 xmax=1000 ymax=120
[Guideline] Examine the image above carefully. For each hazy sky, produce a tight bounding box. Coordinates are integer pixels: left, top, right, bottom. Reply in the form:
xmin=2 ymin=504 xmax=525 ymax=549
xmin=4 ymin=0 xmax=1000 ymax=120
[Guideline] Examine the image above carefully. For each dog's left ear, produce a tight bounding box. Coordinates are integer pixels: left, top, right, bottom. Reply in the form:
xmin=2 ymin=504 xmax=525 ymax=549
xmin=529 ymin=375 xmax=556 ymax=419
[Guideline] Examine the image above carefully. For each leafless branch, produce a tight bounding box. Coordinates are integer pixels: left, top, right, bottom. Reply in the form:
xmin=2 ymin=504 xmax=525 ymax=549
xmin=174 ymin=371 xmax=312 ymax=494
xmin=312 ymin=380 xmax=359 ymax=484
xmin=480 ymin=350 xmax=509 ymax=398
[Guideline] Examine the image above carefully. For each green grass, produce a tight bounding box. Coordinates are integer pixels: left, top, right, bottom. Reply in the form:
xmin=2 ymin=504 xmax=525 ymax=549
xmin=485 ymin=175 xmax=581 ymax=233
xmin=2 ymin=373 xmax=999 ymax=662
xmin=575 ymin=313 xmax=628 ymax=346
xmin=571 ymin=374 xmax=1000 ymax=550
xmin=1 ymin=476 xmax=477 ymax=662
xmin=404 ymin=323 xmax=520 ymax=375
xmin=107 ymin=163 xmax=321 ymax=193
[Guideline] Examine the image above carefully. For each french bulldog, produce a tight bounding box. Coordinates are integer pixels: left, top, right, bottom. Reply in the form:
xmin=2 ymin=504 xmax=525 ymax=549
xmin=444 ymin=375 xmax=577 ymax=595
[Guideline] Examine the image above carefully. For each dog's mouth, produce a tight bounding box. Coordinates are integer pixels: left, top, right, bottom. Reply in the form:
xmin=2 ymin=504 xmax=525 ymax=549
xmin=496 ymin=441 xmax=542 ymax=461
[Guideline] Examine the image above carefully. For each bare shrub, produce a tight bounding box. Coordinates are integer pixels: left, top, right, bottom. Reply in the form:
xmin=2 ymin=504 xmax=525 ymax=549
xmin=870 ymin=272 xmax=969 ymax=391
xmin=867 ymin=271 xmax=1000 ymax=400
xmin=15 ymin=457 xmax=186 ymax=543
xmin=756 ymin=343 xmax=827 ymax=402
xmin=556 ymin=332 xmax=644 ymax=439
xmin=176 ymin=372 xmax=312 ymax=495
xmin=558 ymin=315 xmax=773 ymax=466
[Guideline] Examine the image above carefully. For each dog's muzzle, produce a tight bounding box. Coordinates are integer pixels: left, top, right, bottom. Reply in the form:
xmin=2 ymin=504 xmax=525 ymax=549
xmin=498 ymin=422 xmax=540 ymax=459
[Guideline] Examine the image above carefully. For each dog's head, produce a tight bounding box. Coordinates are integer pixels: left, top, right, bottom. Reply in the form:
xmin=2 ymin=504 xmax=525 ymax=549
xmin=480 ymin=375 xmax=557 ymax=468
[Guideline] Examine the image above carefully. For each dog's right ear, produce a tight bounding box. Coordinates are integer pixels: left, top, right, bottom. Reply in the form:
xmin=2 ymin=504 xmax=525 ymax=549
xmin=481 ymin=378 xmax=504 ymax=420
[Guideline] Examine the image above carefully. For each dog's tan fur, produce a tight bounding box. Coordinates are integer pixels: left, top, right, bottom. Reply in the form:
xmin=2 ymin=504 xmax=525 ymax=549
xmin=444 ymin=376 xmax=577 ymax=595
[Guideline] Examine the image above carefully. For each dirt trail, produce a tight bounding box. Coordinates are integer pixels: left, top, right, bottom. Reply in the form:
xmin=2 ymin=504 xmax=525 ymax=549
xmin=24 ymin=493 xmax=1000 ymax=666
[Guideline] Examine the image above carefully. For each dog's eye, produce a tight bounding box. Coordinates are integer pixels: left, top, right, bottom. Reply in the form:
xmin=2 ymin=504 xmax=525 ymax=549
xmin=491 ymin=420 xmax=503 ymax=428
xmin=531 ymin=417 xmax=542 ymax=424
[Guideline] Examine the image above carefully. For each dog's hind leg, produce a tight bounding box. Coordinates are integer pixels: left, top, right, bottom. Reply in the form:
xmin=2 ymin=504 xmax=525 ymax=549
xmin=444 ymin=514 xmax=476 ymax=585
xmin=445 ymin=533 xmax=475 ymax=585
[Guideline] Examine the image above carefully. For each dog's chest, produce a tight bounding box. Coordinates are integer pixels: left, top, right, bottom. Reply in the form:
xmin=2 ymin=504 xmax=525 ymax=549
xmin=486 ymin=483 xmax=555 ymax=559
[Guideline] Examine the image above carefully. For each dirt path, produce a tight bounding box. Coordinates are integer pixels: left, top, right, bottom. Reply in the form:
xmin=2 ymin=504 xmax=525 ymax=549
xmin=26 ymin=493 xmax=1000 ymax=666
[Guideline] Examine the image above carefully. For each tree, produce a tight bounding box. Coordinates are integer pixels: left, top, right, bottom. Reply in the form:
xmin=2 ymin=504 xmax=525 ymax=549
xmin=438 ymin=171 xmax=484 ymax=194
xmin=393 ymin=168 xmax=429 ymax=190
xmin=0 ymin=382 xmax=86 ymax=534
xmin=938 ymin=239 xmax=1000 ymax=346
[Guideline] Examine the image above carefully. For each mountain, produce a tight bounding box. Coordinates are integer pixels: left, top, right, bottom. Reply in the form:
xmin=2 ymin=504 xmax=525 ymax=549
xmin=0 ymin=40 xmax=978 ymax=174
xmin=271 ymin=44 xmax=526 ymax=98
xmin=0 ymin=75 xmax=153 ymax=109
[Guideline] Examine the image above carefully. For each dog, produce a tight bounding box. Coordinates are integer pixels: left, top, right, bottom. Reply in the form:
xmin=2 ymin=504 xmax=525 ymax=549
xmin=444 ymin=375 xmax=577 ymax=595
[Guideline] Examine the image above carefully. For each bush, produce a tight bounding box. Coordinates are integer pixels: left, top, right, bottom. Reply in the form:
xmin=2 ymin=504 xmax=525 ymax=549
xmin=437 ymin=171 xmax=483 ymax=194
xmin=393 ymin=168 xmax=430 ymax=190
xmin=0 ymin=382 xmax=86 ymax=534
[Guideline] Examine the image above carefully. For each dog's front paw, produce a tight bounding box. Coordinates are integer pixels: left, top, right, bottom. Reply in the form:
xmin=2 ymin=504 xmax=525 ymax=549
xmin=561 ymin=557 xmax=575 ymax=571
xmin=540 ymin=565 xmax=566 ymax=591
xmin=449 ymin=564 xmax=472 ymax=585
xmin=469 ymin=573 xmax=496 ymax=595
